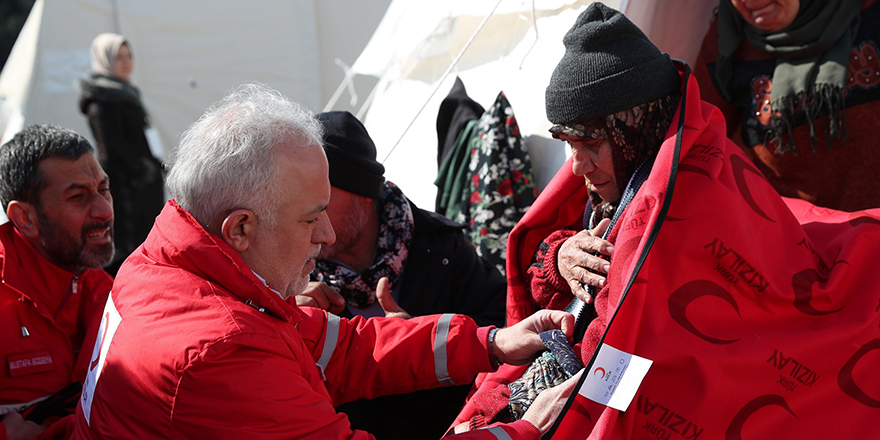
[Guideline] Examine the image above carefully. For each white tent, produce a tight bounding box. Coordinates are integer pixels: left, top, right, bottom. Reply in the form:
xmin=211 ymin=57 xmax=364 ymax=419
xmin=0 ymin=0 xmax=717 ymax=222
xmin=338 ymin=0 xmax=716 ymax=209
xmin=0 ymin=0 xmax=393 ymax=153
xmin=0 ymin=0 xmax=393 ymax=223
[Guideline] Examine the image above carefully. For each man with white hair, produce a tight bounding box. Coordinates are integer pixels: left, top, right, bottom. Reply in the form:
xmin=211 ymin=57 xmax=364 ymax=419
xmin=71 ymin=83 xmax=578 ymax=439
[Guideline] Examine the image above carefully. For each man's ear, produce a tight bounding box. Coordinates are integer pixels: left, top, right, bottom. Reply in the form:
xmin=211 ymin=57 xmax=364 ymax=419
xmin=220 ymin=209 xmax=257 ymax=253
xmin=6 ymin=201 xmax=40 ymax=239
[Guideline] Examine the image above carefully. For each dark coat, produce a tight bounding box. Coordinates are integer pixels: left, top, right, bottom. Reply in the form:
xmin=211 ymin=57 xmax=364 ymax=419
xmin=394 ymin=199 xmax=506 ymax=327
xmin=78 ymin=74 xmax=164 ymax=272
xmin=337 ymin=199 xmax=507 ymax=440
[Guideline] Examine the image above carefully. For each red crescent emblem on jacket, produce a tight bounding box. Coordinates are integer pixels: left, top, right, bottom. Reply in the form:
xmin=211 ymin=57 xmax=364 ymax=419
xmin=730 ymin=154 xmax=775 ymax=223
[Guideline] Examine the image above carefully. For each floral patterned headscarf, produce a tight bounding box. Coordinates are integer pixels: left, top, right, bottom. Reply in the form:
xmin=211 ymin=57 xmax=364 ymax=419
xmin=550 ymin=90 xmax=680 ymax=221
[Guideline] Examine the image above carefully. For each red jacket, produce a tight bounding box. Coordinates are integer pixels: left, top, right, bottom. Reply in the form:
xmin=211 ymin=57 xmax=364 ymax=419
xmin=71 ymin=201 xmax=538 ymax=439
xmin=0 ymin=222 xmax=112 ymax=439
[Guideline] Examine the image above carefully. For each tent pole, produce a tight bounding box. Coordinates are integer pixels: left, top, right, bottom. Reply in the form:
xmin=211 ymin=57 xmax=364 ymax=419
xmin=110 ymin=0 xmax=122 ymax=34
xmin=380 ymin=0 xmax=504 ymax=164
xmin=323 ymin=58 xmax=358 ymax=112
xmin=518 ymin=1 xmax=539 ymax=70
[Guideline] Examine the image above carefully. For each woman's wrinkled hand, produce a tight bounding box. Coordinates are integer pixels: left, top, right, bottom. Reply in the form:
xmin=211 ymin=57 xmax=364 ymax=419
xmin=557 ymin=218 xmax=613 ymax=303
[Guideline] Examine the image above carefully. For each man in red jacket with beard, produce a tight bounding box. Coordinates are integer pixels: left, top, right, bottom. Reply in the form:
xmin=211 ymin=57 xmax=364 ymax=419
xmin=71 ymin=83 xmax=579 ymax=440
xmin=0 ymin=125 xmax=114 ymax=440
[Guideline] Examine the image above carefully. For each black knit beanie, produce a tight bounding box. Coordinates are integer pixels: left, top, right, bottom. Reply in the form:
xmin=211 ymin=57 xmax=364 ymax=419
xmin=315 ymin=111 xmax=386 ymax=199
xmin=545 ymin=3 xmax=681 ymax=124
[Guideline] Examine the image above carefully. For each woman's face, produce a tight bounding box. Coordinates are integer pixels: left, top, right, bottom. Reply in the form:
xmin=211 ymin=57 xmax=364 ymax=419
xmin=114 ymin=43 xmax=133 ymax=82
xmin=562 ymin=135 xmax=620 ymax=203
xmin=730 ymin=0 xmax=800 ymax=32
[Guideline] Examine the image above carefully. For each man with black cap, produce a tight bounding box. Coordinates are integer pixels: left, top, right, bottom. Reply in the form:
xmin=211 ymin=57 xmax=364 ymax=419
xmin=294 ymin=110 xmax=507 ymax=439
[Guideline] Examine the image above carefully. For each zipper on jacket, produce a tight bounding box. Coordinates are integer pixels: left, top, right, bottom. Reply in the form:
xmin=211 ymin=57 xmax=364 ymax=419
xmin=53 ymin=275 xmax=78 ymax=321
xmin=245 ymin=298 xmax=267 ymax=314
xmin=19 ymin=293 xmax=31 ymax=337
xmin=6 ymin=274 xmax=76 ymax=357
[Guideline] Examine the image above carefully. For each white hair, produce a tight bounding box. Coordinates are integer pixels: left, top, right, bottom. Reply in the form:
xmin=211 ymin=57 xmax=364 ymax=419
xmin=166 ymin=83 xmax=323 ymax=227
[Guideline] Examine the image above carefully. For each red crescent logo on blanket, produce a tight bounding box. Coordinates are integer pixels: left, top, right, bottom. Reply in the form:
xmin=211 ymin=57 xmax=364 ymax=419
xmin=593 ymin=367 xmax=606 ymax=379
xmin=725 ymin=394 xmax=796 ymax=439
xmin=838 ymin=338 xmax=880 ymax=408
xmin=678 ymin=163 xmax=713 ymax=180
xmin=668 ymin=280 xmax=741 ymax=345
xmin=731 ymin=155 xmax=775 ymax=224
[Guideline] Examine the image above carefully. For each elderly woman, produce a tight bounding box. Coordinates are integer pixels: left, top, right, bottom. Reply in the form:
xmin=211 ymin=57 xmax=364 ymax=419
xmin=529 ymin=75 xmax=680 ymax=313
xmin=456 ymin=3 xmax=880 ymax=438
xmin=453 ymin=3 xmax=682 ymax=429
xmin=694 ymin=0 xmax=879 ymax=212
xmin=79 ymin=33 xmax=164 ymax=274
xmin=525 ymin=3 xmax=681 ymax=350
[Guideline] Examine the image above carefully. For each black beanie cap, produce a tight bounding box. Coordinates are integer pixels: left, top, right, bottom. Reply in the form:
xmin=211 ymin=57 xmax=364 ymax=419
xmin=545 ymin=3 xmax=681 ymax=125
xmin=315 ymin=111 xmax=386 ymax=199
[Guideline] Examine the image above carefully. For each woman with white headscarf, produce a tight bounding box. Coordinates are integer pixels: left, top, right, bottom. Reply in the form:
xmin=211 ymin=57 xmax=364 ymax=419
xmin=78 ymin=33 xmax=164 ymax=275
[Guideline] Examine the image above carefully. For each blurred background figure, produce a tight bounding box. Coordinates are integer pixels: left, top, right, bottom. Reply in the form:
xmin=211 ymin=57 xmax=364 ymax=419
xmin=78 ymin=33 xmax=164 ymax=275
xmin=695 ymin=0 xmax=880 ymax=212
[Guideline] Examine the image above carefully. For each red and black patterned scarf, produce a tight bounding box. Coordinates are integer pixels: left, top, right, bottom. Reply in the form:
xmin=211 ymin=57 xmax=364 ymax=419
xmin=549 ymin=91 xmax=680 ymax=224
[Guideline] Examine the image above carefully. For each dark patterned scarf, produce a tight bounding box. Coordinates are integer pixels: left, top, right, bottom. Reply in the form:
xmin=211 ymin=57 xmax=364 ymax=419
xmin=716 ymin=0 xmax=862 ymax=153
xmin=313 ymin=181 xmax=414 ymax=309
xmin=507 ymin=330 xmax=583 ymax=421
xmin=550 ymin=91 xmax=680 ymax=223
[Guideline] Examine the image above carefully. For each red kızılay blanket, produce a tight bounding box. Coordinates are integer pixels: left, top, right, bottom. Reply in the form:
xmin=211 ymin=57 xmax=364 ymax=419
xmin=454 ymin=65 xmax=880 ymax=439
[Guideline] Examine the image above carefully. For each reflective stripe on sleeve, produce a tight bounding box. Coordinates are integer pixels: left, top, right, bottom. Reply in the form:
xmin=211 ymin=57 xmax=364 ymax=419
xmin=487 ymin=426 xmax=513 ymax=440
xmin=316 ymin=313 xmax=341 ymax=378
xmin=433 ymin=313 xmax=456 ymax=386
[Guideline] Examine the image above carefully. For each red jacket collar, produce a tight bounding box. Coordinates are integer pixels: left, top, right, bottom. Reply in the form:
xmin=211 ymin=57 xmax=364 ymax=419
xmin=0 ymin=221 xmax=78 ymax=311
xmin=141 ymin=201 xmax=303 ymax=324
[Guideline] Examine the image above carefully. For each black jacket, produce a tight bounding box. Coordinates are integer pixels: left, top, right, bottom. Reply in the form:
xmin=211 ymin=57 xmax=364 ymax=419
xmin=394 ymin=200 xmax=506 ymax=327
xmin=337 ymin=200 xmax=507 ymax=439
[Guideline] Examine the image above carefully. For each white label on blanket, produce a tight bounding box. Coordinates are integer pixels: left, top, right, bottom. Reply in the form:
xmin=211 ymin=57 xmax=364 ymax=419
xmin=578 ymin=343 xmax=652 ymax=411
